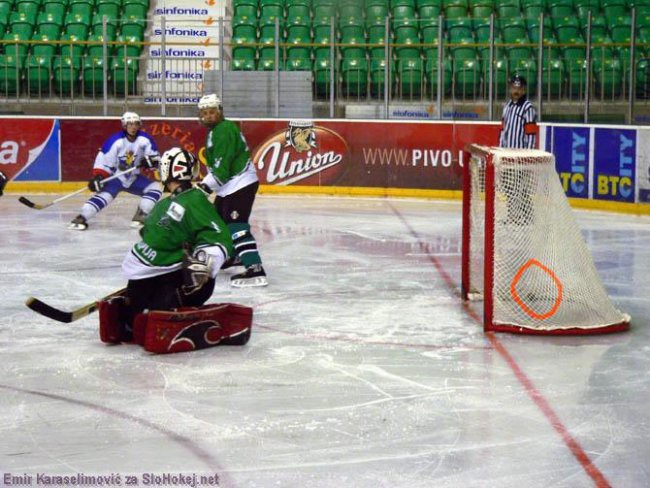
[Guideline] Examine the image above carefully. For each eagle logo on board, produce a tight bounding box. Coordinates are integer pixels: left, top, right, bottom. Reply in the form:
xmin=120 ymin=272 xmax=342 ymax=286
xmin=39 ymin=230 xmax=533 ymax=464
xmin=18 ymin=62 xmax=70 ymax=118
xmin=284 ymin=120 xmax=317 ymax=153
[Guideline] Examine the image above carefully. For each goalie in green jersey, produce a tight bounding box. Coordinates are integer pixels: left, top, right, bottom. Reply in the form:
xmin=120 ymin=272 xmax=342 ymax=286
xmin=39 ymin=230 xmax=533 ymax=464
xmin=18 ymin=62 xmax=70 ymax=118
xmin=197 ymin=94 xmax=268 ymax=288
xmin=121 ymin=147 xmax=233 ymax=323
xmin=96 ymin=147 xmax=253 ymax=352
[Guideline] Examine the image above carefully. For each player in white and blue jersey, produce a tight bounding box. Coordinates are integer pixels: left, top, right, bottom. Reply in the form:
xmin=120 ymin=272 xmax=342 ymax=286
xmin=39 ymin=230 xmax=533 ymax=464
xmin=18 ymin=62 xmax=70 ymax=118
xmin=68 ymin=112 xmax=163 ymax=231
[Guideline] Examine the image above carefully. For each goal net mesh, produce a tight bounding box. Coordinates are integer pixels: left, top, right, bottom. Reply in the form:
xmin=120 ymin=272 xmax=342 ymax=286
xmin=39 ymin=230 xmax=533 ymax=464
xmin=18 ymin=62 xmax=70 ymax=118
xmin=466 ymin=146 xmax=629 ymax=333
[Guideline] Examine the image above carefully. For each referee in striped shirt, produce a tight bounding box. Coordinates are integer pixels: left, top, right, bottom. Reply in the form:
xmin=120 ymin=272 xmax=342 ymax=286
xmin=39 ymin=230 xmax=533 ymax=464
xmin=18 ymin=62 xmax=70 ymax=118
xmin=499 ymin=75 xmax=538 ymax=149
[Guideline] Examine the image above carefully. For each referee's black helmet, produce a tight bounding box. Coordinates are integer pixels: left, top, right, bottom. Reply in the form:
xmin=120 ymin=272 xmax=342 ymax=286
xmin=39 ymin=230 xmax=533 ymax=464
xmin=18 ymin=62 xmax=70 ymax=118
xmin=509 ymin=74 xmax=527 ymax=87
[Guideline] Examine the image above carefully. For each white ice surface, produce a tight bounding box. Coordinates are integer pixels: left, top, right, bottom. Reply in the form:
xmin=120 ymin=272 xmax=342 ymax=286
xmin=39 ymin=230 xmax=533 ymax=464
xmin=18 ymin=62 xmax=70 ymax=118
xmin=0 ymin=194 xmax=649 ymax=488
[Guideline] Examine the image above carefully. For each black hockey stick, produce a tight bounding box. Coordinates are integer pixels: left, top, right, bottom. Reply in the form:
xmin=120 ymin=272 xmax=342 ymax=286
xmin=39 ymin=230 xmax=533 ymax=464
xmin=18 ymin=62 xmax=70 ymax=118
xmin=25 ymin=288 xmax=126 ymax=323
xmin=19 ymin=166 xmax=139 ymax=210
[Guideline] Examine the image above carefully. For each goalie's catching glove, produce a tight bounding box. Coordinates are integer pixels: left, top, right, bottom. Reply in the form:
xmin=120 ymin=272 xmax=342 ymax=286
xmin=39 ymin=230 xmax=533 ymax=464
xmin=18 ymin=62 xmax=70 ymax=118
xmin=179 ymin=249 xmax=214 ymax=299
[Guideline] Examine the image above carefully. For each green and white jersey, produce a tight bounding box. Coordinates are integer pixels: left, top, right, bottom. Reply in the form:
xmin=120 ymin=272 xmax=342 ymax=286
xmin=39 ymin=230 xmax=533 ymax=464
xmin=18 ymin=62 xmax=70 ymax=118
xmin=122 ymin=187 xmax=233 ymax=280
xmin=201 ymin=119 xmax=258 ymax=197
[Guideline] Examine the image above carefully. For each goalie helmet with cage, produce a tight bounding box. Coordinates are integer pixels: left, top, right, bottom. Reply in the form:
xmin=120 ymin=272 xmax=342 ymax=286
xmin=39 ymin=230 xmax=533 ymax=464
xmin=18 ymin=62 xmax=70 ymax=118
xmin=121 ymin=111 xmax=141 ymax=128
xmin=159 ymin=147 xmax=198 ymax=184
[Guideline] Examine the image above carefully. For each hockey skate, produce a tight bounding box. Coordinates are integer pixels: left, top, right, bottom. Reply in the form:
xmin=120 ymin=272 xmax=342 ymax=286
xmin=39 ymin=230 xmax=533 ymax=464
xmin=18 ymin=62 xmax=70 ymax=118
xmin=68 ymin=214 xmax=88 ymax=230
xmin=130 ymin=207 xmax=147 ymax=228
xmin=231 ymin=264 xmax=268 ymax=288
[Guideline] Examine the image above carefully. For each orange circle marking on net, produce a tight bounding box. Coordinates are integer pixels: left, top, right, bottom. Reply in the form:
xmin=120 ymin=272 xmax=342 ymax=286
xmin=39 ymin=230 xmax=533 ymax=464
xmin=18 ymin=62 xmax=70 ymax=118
xmin=510 ymin=259 xmax=564 ymax=321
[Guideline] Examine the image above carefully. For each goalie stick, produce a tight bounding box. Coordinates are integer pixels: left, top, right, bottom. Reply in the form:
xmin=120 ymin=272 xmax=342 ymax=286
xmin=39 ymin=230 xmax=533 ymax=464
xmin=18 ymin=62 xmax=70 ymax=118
xmin=18 ymin=166 xmax=139 ymax=210
xmin=26 ymin=288 xmax=126 ymax=323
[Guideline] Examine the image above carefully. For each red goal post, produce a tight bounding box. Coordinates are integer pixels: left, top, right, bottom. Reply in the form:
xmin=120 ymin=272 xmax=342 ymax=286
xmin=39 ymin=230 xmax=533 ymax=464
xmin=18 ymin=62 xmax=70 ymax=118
xmin=461 ymin=144 xmax=630 ymax=335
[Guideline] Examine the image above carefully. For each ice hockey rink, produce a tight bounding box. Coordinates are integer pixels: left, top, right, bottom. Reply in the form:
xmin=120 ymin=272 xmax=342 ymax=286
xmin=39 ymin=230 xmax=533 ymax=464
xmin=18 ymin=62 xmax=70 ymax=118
xmin=1 ymin=193 xmax=649 ymax=488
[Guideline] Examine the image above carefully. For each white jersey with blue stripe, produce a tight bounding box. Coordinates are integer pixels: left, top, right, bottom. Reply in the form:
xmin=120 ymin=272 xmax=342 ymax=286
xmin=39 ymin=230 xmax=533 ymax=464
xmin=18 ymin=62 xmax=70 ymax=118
xmin=93 ymin=130 xmax=159 ymax=187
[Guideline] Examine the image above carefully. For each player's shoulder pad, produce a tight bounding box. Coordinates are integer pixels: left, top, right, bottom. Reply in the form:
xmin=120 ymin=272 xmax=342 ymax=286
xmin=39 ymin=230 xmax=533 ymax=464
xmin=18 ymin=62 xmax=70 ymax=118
xmin=101 ymin=131 xmax=126 ymax=153
xmin=137 ymin=130 xmax=159 ymax=150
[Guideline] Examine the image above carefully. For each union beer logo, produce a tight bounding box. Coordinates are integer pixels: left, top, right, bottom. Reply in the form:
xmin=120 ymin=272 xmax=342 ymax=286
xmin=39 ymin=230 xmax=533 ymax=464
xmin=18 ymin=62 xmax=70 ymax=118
xmin=253 ymin=120 xmax=348 ymax=186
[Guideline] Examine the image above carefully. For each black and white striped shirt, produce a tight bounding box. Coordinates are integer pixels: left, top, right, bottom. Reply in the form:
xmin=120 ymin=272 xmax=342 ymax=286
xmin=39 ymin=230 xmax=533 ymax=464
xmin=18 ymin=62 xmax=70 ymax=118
xmin=499 ymin=96 xmax=538 ymax=149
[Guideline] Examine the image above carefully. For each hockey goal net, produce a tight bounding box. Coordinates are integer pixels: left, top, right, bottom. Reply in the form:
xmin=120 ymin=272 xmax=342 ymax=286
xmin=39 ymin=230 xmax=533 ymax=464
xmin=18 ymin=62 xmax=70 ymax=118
xmin=461 ymin=144 xmax=630 ymax=335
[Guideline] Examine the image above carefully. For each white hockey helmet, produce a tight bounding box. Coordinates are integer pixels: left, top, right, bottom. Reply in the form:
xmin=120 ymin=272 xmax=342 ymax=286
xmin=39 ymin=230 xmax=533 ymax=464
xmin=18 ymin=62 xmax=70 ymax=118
xmin=159 ymin=147 xmax=199 ymax=184
xmin=198 ymin=94 xmax=222 ymax=111
xmin=121 ymin=111 xmax=141 ymax=128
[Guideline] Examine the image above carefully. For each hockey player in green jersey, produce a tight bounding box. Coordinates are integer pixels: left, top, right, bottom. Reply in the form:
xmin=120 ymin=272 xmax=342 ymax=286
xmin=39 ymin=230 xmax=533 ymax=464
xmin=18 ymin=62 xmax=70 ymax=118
xmin=197 ymin=93 xmax=268 ymax=288
xmin=121 ymin=147 xmax=233 ymax=322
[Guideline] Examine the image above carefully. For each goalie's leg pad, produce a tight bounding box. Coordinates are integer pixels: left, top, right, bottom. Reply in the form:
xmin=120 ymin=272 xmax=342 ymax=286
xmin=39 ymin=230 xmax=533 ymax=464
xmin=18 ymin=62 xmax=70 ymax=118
xmin=98 ymin=296 xmax=130 ymax=344
xmin=132 ymin=312 xmax=148 ymax=346
xmin=139 ymin=303 xmax=253 ymax=354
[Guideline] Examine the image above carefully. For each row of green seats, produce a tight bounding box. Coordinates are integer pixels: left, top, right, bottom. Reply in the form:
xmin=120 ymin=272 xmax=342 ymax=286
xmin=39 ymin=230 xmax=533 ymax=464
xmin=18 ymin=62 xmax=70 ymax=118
xmin=0 ymin=53 xmax=137 ymax=95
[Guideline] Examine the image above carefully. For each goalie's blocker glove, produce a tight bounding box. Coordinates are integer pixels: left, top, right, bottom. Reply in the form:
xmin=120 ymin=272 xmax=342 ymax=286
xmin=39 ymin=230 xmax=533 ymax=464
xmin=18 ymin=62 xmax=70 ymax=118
xmin=179 ymin=249 xmax=214 ymax=299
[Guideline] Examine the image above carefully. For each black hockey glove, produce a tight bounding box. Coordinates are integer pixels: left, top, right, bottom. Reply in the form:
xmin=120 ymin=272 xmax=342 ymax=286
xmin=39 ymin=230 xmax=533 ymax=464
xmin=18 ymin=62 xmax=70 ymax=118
xmin=141 ymin=154 xmax=160 ymax=169
xmin=0 ymin=170 xmax=7 ymax=196
xmin=179 ymin=250 xmax=214 ymax=298
xmin=88 ymin=175 xmax=104 ymax=192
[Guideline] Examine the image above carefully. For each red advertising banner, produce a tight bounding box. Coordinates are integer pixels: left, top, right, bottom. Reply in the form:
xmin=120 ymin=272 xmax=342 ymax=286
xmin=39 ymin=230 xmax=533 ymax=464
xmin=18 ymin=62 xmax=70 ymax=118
xmin=59 ymin=118 xmax=500 ymax=191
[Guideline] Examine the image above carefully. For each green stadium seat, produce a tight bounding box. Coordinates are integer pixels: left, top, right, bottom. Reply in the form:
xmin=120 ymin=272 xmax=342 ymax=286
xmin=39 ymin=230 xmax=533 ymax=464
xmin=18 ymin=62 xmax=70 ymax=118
xmin=420 ymin=5 xmax=442 ymax=19
xmin=0 ymin=1 xmax=12 ymax=20
xmin=341 ymin=57 xmax=367 ymax=96
xmin=554 ymin=17 xmax=580 ymax=43
xmin=37 ymin=11 xmax=64 ymax=35
xmin=314 ymin=57 xmax=335 ymax=97
xmin=235 ymin=4 xmax=258 ymax=17
xmin=454 ymin=58 xmax=480 ymax=97
xmin=398 ymin=57 xmax=423 ymax=97
xmin=478 ymin=35 xmax=505 ymax=60
xmin=83 ymin=56 xmax=107 ymax=95
xmin=481 ymin=57 xmax=508 ymax=97
xmin=395 ymin=37 xmax=420 ymax=59
xmin=367 ymin=4 xmax=389 ymax=24
xmin=541 ymin=58 xmax=564 ymax=97
xmin=548 ymin=0 xmax=573 ymax=18
xmin=424 ymin=56 xmax=452 ymax=96
xmin=444 ymin=0 xmax=468 ymax=19
xmin=259 ymin=15 xmax=284 ymax=39
xmin=96 ymin=1 xmax=121 ymax=21
xmin=521 ymin=0 xmax=544 ymax=20
xmin=232 ymin=36 xmax=257 ymax=70
xmin=0 ymin=53 xmax=23 ymax=95
xmin=10 ymin=11 xmax=37 ymax=38
xmin=340 ymin=3 xmax=362 ymax=20
xmin=502 ymin=18 xmax=526 ymax=43
xmin=123 ymin=3 xmax=148 ymax=20
xmin=121 ymin=18 xmax=146 ymax=39
xmin=447 ymin=17 xmax=473 ymax=40
xmin=588 ymin=15 xmax=608 ymax=40
xmin=527 ymin=16 xmax=553 ymax=43
xmin=115 ymin=35 xmax=142 ymax=58
xmin=91 ymin=17 xmax=118 ymax=40
xmin=392 ymin=5 xmax=416 ymax=19
xmin=286 ymin=0 xmax=310 ymax=6
xmin=600 ymin=0 xmax=627 ymax=18
xmin=594 ymin=58 xmax=623 ymax=97
xmin=418 ymin=0 xmax=442 ymax=7
xmin=41 ymin=0 xmax=67 ymax=16
xmin=287 ymin=15 xmax=310 ymax=40
xmin=65 ymin=13 xmax=91 ymax=39
xmin=3 ymin=31 xmax=30 ymax=58
xmin=561 ymin=36 xmax=585 ymax=61
xmin=590 ymin=35 xmax=614 ymax=63
xmin=60 ymin=33 xmax=85 ymax=60
xmin=313 ymin=2 xmax=335 ymax=23
xmin=421 ymin=17 xmax=442 ymax=44
xmin=54 ymin=56 xmax=80 ymax=95
xmin=233 ymin=16 xmax=257 ymax=39
xmin=497 ymin=4 xmax=520 ymax=19
xmin=507 ymin=38 xmax=532 ymax=61
xmin=609 ymin=17 xmax=632 ymax=43
xmin=370 ymin=57 xmax=395 ymax=98
xmin=31 ymin=33 xmax=56 ymax=59
xmin=15 ymin=0 xmax=40 ymax=17
xmin=394 ymin=16 xmax=419 ymax=40
xmin=450 ymin=37 xmax=475 ymax=60
xmin=112 ymin=57 xmax=137 ymax=95
xmin=287 ymin=5 xmax=310 ymax=19
xmin=340 ymin=18 xmax=365 ymax=58
xmin=27 ymin=52 xmax=52 ymax=94
xmin=87 ymin=33 xmax=114 ymax=58
xmin=566 ymin=58 xmax=587 ymax=97
xmin=69 ymin=1 xmax=94 ymax=19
